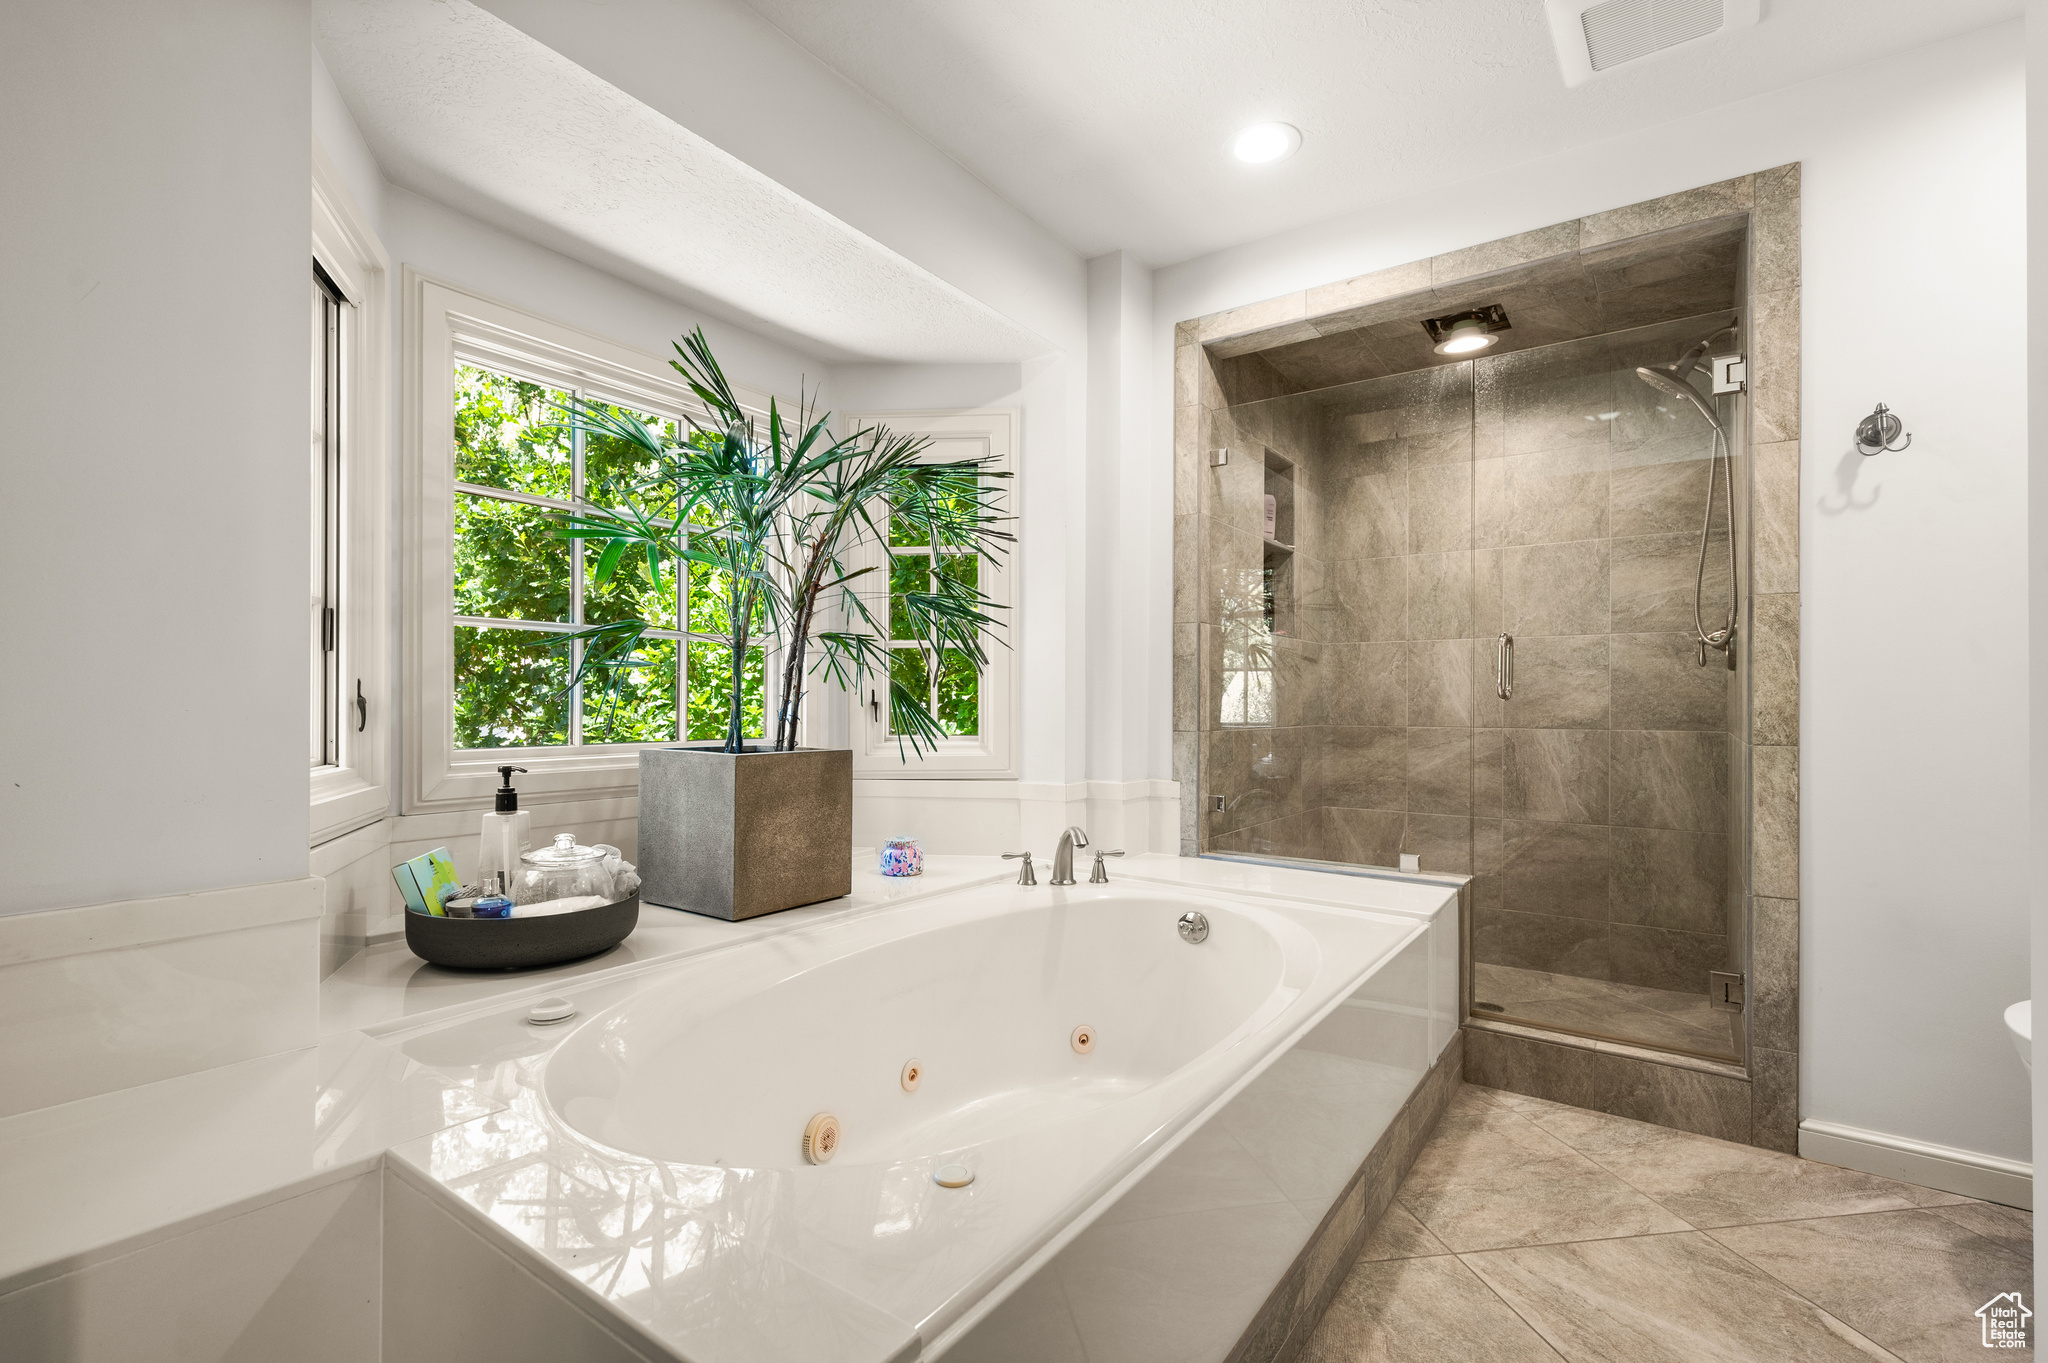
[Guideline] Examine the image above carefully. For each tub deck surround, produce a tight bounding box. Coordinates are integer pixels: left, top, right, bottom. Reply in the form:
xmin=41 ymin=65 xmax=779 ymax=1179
xmin=322 ymin=854 xmax=1010 ymax=1039
xmin=0 ymin=1029 xmax=501 ymax=1298
xmin=368 ymin=857 xmax=1458 ymax=1363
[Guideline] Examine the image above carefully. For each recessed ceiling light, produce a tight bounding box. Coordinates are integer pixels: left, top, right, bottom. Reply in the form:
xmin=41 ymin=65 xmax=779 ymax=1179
xmin=1422 ymin=305 xmax=1512 ymax=356
xmin=1230 ymin=122 xmax=1301 ymax=165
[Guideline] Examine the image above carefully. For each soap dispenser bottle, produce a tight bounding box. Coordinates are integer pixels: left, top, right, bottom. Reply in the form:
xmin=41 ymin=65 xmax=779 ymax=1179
xmin=478 ymin=766 xmax=531 ymax=892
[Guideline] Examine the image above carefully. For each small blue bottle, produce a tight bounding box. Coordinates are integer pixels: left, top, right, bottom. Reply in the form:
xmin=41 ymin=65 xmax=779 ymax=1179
xmin=472 ymin=895 xmax=514 ymax=919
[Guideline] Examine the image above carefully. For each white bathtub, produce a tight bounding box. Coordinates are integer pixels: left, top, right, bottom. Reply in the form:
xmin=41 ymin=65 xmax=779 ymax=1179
xmin=383 ymin=859 xmax=1459 ymax=1363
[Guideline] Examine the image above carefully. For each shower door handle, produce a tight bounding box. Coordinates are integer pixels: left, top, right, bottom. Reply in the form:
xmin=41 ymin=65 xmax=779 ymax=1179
xmin=1495 ymin=632 xmax=1513 ymax=701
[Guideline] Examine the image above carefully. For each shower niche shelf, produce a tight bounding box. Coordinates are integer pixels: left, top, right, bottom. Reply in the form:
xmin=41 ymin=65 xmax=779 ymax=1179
xmin=1262 ymin=450 xmax=1295 ymax=637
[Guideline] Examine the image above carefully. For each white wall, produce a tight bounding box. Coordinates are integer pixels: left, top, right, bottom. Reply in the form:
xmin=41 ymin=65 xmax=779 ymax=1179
xmin=1154 ymin=23 xmax=2032 ymax=1167
xmin=0 ymin=1 xmax=312 ymax=916
xmin=2026 ymin=0 xmax=2047 ymax=1305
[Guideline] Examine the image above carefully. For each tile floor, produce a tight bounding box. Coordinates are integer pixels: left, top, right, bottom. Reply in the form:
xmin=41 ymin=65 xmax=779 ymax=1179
xmin=1473 ymin=964 xmax=1739 ymax=1059
xmin=1302 ymin=1085 xmax=2033 ymax=1363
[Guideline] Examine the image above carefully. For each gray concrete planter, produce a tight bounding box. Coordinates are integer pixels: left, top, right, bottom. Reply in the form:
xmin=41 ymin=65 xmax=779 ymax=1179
xmin=637 ymin=745 xmax=853 ymax=921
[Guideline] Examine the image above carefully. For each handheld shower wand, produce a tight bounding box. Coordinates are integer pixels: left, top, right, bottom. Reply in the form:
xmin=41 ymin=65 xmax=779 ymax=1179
xmin=1635 ymin=321 xmax=1739 ymax=670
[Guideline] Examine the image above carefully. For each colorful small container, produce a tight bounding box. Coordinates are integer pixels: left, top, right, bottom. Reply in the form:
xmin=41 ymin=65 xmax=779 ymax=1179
xmin=879 ymin=836 xmax=923 ymax=877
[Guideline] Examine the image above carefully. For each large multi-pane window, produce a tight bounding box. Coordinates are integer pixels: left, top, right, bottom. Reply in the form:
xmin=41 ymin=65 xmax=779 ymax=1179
xmin=451 ymin=363 xmax=765 ymax=750
xmin=310 ymin=265 xmax=344 ymax=768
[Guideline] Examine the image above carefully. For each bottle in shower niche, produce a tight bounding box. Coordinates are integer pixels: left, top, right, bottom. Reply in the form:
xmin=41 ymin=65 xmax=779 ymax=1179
xmin=477 ymin=765 xmax=531 ymax=893
xmin=1263 ymin=494 xmax=1277 ymax=539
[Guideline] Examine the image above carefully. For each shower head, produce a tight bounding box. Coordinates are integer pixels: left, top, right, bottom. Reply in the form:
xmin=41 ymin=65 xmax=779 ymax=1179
xmin=1635 ymin=319 xmax=1738 ymax=436
xmin=1634 ymin=362 xmax=1726 ymax=436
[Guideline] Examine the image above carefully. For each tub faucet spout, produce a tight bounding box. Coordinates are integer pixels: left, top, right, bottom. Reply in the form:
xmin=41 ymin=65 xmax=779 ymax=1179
xmin=1050 ymin=826 xmax=1090 ymax=886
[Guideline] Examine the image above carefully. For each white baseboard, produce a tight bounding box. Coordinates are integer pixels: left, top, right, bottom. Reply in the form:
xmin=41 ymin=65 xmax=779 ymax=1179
xmin=1799 ymin=1118 xmax=2033 ymax=1210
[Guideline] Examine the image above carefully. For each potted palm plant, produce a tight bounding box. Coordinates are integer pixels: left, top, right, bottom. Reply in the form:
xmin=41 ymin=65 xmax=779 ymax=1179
xmin=554 ymin=330 xmax=1010 ymax=919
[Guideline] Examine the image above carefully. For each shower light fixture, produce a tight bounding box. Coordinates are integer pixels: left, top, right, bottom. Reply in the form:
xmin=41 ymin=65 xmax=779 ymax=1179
xmin=1422 ymin=305 xmax=1511 ymax=356
xmin=1230 ymin=122 xmax=1301 ymax=164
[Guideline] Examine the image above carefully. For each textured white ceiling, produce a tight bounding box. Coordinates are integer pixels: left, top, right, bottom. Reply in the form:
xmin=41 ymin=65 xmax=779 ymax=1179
xmin=313 ymin=0 xmax=1049 ymax=363
xmin=740 ymin=0 xmax=2020 ymax=264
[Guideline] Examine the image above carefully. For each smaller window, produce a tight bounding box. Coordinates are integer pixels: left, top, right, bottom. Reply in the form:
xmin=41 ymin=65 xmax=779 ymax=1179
xmin=310 ymin=264 xmax=345 ymax=768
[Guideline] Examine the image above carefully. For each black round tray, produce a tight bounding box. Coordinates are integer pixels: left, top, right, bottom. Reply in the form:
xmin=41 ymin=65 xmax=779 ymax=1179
xmin=404 ymin=894 xmax=639 ymax=971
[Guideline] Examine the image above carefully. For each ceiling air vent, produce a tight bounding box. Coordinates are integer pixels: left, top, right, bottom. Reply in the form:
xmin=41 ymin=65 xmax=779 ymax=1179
xmin=1544 ymin=0 xmax=1758 ymax=87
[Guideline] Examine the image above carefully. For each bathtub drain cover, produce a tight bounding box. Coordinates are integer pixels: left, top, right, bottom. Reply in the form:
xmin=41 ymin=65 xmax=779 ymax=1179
xmin=934 ymin=1163 xmax=974 ymax=1188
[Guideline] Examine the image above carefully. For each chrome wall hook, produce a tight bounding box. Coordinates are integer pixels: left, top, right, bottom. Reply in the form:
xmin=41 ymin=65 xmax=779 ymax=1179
xmin=1855 ymin=402 xmax=1911 ymax=456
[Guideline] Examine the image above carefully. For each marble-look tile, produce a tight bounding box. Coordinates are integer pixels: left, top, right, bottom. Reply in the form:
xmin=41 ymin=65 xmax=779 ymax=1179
xmin=1408 ymin=552 xmax=1474 ymax=640
xmin=1432 ymin=221 xmax=1582 ymax=289
xmin=1520 ymin=1102 xmax=1972 ymax=1227
xmin=1501 ymin=363 xmax=1614 ymax=459
xmin=1610 ymin=530 xmax=1733 ymax=634
xmin=1408 ymin=460 xmax=1474 ymax=553
xmin=1750 ymin=162 xmax=1801 ymax=293
xmin=1326 ymin=557 xmax=1408 ymax=642
xmin=1409 ymin=638 xmax=1475 ymax=728
xmin=1504 ymin=729 xmax=1609 ymax=824
xmin=1604 ymin=923 xmax=1727 ymax=998
xmin=1501 ymin=635 xmax=1609 ymax=730
xmin=1750 ymin=895 xmax=1799 ymax=1053
xmin=1610 ymin=631 xmax=1727 ymax=731
xmin=1472 ymin=356 xmax=1507 ymax=460
xmin=1609 ymin=454 xmax=1711 ymax=539
xmin=1748 ymin=1045 xmax=1798 ymax=1155
xmin=1204 ymin=518 xmax=1267 ymax=629
xmin=1752 ymin=441 xmax=1799 ymax=596
xmin=1474 ymin=905 xmax=1608 ymax=978
xmin=1751 ymin=593 xmax=1798 ymax=747
xmin=1300 ymin=1253 xmax=1565 ymax=1363
xmin=1173 ymin=514 xmax=1201 ymax=624
xmin=1610 ymin=730 xmax=1728 ymax=833
xmin=1461 ymin=1029 xmax=1752 ymax=1141
xmin=1500 ymin=540 xmax=1609 ymax=636
xmin=1924 ymin=1200 xmax=2034 ymax=1260
xmin=1395 ymin=1090 xmax=1689 ymax=1252
xmin=1473 ymin=729 xmax=1504 ymax=818
xmin=1315 ymin=727 xmax=1407 ymax=812
xmin=1191 ymin=291 xmax=1309 ymax=347
xmin=1475 ymin=967 xmax=1736 ymax=1058
xmin=1578 ymin=175 xmax=1755 ymax=249
xmin=1173 ymin=622 xmax=1199 ymax=732
xmin=1176 ymin=731 xmax=1200 ymax=853
xmin=1326 ymin=641 xmax=1407 ymax=727
xmin=1323 ymin=441 xmax=1408 ymax=561
xmin=1496 ymin=447 xmax=1609 ymax=547
xmin=1750 ymin=286 xmax=1801 ymax=445
xmin=1355 ymin=1201 xmax=1450 ymax=1262
xmin=1462 ymin=1229 xmax=1896 ymax=1363
xmin=1610 ymin=826 xmax=1726 ymax=935
xmin=1408 ymin=728 xmax=1473 ymax=816
xmin=1752 ymin=744 xmax=1799 ymax=900
xmin=1323 ymin=807 xmax=1408 ymax=868
xmin=1710 ymin=1209 xmax=2028 ymax=1363
xmin=1274 ymin=637 xmax=1324 ymax=729
xmin=1206 ymin=727 xmax=1307 ymax=833
xmin=1305 ymin=259 xmax=1436 ymax=332
xmin=1403 ymin=814 xmax=1474 ymax=875
xmin=1503 ymin=820 xmax=1610 ymax=919
xmin=1201 ymin=420 xmax=1269 ymax=533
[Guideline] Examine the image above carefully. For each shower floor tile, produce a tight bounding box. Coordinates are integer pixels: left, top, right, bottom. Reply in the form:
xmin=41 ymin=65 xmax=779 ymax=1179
xmin=1302 ymin=1085 xmax=2033 ymax=1363
xmin=1472 ymin=962 xmax=1738 ymax=1058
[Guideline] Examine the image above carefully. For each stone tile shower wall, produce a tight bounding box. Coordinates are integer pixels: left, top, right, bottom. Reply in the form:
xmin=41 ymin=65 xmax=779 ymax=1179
xmin=1173 ymin=167 xmax=1802 ymax=1153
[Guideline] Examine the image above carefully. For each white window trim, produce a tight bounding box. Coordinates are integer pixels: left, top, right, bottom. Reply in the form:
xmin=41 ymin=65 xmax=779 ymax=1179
xmin=309 ymin=143 xmax=392 ymax=845
xmin=847 ymin=408 xmax=1019 ymax=780
xmin=401 ymin=270 xmax=778 ymax=815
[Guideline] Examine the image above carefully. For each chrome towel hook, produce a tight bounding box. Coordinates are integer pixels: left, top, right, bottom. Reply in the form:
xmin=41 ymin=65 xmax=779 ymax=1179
xmin=1855 ymin=402 xmax=1911 ymax=456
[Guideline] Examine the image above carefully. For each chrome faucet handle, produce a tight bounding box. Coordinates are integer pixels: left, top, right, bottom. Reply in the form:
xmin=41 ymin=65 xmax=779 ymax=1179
xmin=1002 ymin=851 xmax=1037 ymax=886
xmin=1088 ymin=850 xmax=1126 ymax=884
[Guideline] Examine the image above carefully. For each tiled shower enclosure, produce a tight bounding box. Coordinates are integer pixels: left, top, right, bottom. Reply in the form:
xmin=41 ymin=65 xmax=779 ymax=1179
xmin=1173 ymin=170 xmax=1800 ymax=1151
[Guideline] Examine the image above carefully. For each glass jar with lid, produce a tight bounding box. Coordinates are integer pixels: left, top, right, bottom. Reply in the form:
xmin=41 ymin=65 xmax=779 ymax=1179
xmin=515 ymin=833 xmax=618 ymax=905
